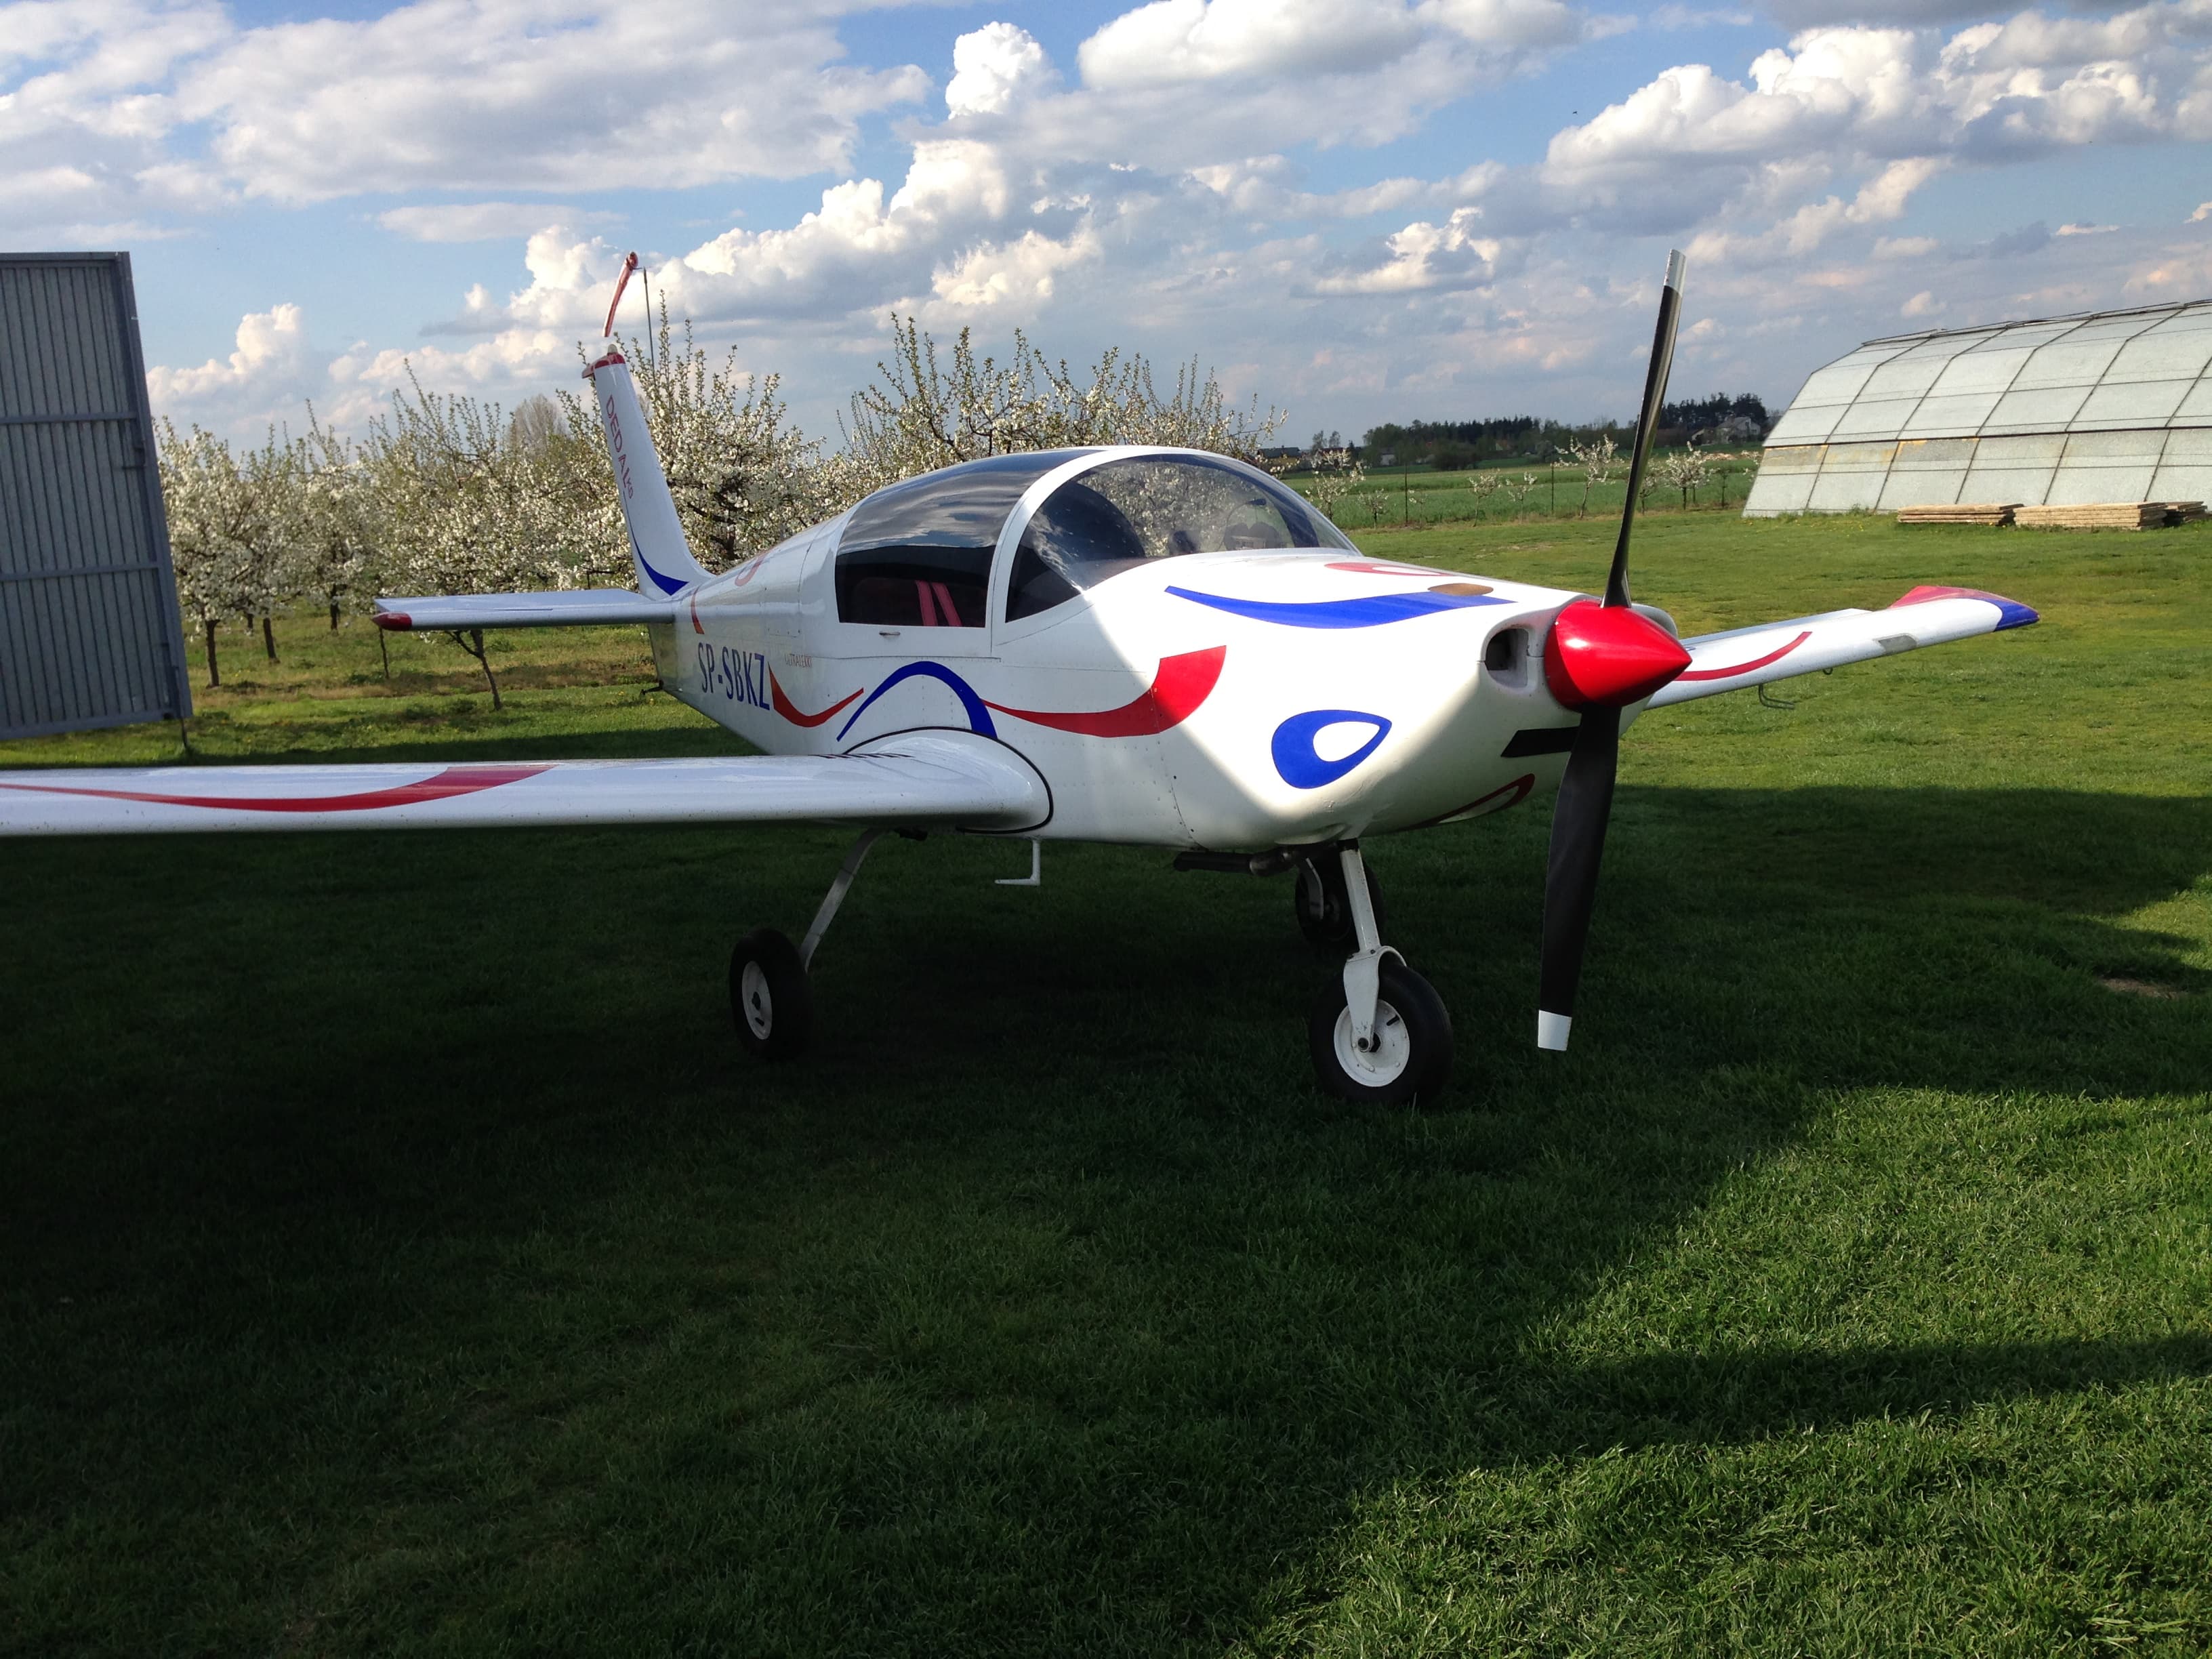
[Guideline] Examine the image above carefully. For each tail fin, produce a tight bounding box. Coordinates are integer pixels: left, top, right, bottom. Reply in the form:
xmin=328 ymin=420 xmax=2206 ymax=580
xmin=585 ymin=254 xmax=710 ymax=598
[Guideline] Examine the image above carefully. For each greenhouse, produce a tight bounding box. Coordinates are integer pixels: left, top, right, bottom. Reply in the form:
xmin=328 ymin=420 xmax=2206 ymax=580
xmin=1743 ymin=299 xmax=2212 ymax=515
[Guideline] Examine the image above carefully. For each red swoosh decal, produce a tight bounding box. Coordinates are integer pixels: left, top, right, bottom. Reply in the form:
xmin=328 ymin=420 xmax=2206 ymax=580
xmin=1412 ymin=773 xmax=1536 ymax=829
xmin=769 ymin=670 xmax=863 ymax=728
xmin=0 ymin=764 xmax=554 ymax=814
xmin=1678 ymin=629 xmax=1812 ymax=682
xmin=985 ymin=646 xmax=1226 ymax=737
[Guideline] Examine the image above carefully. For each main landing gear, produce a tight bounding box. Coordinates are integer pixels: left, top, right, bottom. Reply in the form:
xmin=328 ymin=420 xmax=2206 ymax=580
xmin=735 ymin=833 xmax=1452 ymax=1105
xmin=729 ymin=828 xmax=884 ymax=1061
xmin=1301 ymin=844 xmax=1452 ymax=1105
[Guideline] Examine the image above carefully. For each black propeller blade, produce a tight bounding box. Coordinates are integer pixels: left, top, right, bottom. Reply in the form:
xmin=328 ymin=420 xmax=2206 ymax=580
xmin=1536 ymin=249 xmax=1689 ymax=1053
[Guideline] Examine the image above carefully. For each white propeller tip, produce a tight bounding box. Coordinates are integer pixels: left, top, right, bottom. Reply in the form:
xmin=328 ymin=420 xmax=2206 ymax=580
xmin=1537 ymin=1010 xmax=1572 ymax=1052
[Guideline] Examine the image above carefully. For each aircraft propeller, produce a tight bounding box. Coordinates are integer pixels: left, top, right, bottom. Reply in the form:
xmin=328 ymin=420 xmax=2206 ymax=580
xmin=1534 ymin=249 xmax=1695 ymax=1052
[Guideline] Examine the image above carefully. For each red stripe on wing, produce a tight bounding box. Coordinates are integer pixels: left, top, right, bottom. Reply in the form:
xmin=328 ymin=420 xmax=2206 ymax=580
xmin=0 ymin=764 xmax=554 ymax=814
xmin=1677 ymin=629 xmax=1812 ymax=682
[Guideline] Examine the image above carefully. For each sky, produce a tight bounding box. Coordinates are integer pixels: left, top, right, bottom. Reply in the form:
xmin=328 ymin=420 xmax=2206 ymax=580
xmin=5 ymin=0 xmax=2209 ymax=449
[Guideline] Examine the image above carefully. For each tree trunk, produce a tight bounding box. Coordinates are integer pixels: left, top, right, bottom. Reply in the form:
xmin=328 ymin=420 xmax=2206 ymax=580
xmin=378 ymin=628 xmax=390 ymax=683
xmin=329 ymin=602 xmax=340 ymax=630
xmin=261 ymin=616 xmax=278 ymax=661
xmin=459 ymin=628 xmax=501 ymax=710
xmin=203 ymin=619 xmax=220 ymax=688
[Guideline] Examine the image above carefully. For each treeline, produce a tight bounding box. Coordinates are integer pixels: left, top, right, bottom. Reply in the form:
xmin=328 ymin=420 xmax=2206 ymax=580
xmin=162 ymin=313 xmax=1282 ymax=695
xmin=1361 ymin=392 xmax=1769 ymax=467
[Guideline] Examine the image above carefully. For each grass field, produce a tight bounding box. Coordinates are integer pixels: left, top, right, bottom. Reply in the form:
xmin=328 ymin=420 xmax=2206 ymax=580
xmin=3 ymin=514 xmax=2209 ymax=1656
xmin=1283 ymin=453 xmax=1764 ymax=530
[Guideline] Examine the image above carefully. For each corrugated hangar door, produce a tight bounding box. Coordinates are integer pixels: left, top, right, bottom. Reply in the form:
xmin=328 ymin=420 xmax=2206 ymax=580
xmin=1 ymin=252 xmax=192 ymax=739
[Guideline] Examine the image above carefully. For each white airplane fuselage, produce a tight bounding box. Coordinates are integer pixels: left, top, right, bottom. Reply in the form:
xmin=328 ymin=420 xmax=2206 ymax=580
xmin=657 ymin=523 xmax=1609 ymax=852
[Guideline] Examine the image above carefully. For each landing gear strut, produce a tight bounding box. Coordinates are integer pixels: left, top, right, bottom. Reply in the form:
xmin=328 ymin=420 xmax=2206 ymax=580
xmin=1306 ymin=842 xmax=1452 ymax=1104
xmin=1293 ymin=851 xmax=1388 ymax=950
xmin=729 ymin=829 xmax=884 ymax=1061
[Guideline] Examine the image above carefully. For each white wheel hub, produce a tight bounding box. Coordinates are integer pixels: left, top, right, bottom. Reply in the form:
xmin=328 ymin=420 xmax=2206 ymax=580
xmin=739 ymin=960 xmax=774 ymax=1039
xmin=1332 ymin=998 xmax=1410 ymax=1087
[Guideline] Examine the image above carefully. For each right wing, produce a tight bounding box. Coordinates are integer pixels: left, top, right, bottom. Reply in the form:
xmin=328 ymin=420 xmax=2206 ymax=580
xmin=373 ymin=590 xmax=676 ymax=631
xmin=0 ymin=733 xmax=1046 ymax=837
xmin=1648 ymin=586 xmax=2037 ymax=708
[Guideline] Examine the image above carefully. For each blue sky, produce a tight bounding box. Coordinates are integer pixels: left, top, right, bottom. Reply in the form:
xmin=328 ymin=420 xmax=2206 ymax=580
xmin=6 ymin=0 xmax=2208 ymax=446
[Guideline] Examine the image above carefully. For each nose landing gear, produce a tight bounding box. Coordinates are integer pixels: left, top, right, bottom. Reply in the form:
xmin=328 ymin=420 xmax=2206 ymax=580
xmin=1305 ymin=842 xmax=1452 ymax=1104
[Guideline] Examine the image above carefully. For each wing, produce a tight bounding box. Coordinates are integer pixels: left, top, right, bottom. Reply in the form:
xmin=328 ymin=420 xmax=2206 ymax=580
xmin=1647 ymin=586 xmax=2037 ymax=708
xmin=373 ymin=590 xmax=676 ymax=631
xmin=0 ymin=733 xmax=1046 ymax=837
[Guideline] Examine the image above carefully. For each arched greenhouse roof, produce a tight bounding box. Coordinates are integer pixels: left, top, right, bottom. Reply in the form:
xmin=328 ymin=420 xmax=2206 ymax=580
xmin=1766 ymin=300 xmax=2212 ymax=447
xmin=1746 ymin=298 xmax=2212 ymax=515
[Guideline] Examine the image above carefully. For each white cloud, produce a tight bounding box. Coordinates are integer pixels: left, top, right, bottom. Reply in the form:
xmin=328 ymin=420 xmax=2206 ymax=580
xmin=920 ymin=226 xmax=1103 ymax=315
xmin=1650 ymin=3 xmax=1755 ymax=25
xmin=2055 ymin=221 xmax=2117 ymax=236
xmin=112 ymin=0 xmax=2212 ymax=453
xmin=376 ymin=202 xmax=619 ymax=243
xmin=1309 ymin=207 xmax=1502 ymax=292
xmin=0 ymin=0 xmax=933 ymax=224
xmin=946 ymin=22 xmax=1054 ymax=117
xmin=142 ymin=302 xmax=346 ymax=432
xmin=2193 ymin=202 xmax=2212 ymax=222
xmin=1078 ymin=0 xmax=1425 ymax=88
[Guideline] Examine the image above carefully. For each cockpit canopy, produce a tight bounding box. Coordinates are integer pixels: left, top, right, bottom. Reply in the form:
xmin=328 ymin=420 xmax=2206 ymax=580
xmin=834 ymin=449 xmax=1351 ymax=629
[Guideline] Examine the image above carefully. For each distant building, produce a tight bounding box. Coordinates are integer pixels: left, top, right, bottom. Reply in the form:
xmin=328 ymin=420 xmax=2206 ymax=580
xmin=1744 ymin=299 xmax=2212 ymax=516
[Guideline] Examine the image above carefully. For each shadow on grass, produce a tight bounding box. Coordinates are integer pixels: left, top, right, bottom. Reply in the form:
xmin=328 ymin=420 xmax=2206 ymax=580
xmin=1 ymin=785 xmax=2207 ymax=1652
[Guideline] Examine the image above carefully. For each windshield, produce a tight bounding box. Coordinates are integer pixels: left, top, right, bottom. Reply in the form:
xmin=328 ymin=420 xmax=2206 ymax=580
xmin=1006 ymin=455 xmax=1353 ymax=620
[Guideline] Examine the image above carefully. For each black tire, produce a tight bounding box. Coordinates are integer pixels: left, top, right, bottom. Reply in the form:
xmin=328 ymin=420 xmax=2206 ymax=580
xmin=1293 ymin=856 xmax=1387 ymax=951
xmin=1307 ymin=960 xmax=1452 ymax=1105
xmin=729 ymin=927 xmax=813 ymax=1061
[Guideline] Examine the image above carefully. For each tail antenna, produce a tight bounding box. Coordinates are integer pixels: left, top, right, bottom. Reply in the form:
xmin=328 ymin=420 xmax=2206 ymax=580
xmin=602 ymin=251 xmax=640 ymax=340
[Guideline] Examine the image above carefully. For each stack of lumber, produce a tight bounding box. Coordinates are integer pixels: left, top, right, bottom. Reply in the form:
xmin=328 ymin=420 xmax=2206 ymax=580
xmin=1897 ymin=504 xmax=2018 ymax=526
xmin=2015 ymin=501 xmax=2207 ymax=530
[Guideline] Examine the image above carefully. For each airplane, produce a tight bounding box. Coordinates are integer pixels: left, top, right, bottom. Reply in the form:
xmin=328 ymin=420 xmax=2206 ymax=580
xmin=0 ymin=251 xmax=2038 ymax=1102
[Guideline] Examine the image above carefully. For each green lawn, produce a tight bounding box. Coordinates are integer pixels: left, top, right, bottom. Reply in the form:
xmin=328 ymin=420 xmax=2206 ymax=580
xmin=3 ymin=515 xmax=2209 ymax=1656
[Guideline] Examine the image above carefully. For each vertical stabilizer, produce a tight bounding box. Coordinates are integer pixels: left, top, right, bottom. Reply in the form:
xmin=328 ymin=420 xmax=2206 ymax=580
xmin=585 ymin=254 xmax=710 ymax=598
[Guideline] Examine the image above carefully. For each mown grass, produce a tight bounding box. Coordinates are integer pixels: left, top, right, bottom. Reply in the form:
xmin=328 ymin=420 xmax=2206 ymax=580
xmin=1284 ymin=454 xmax=1763 ymax=530
xmin=3 ymin=514 xmax=2208 ymax=1656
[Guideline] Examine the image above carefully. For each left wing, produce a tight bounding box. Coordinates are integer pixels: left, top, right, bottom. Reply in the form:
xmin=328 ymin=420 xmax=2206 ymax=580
xmin=1648 ymin=586 xmax=2037 ymax=708
xmin=373 ymin=590 xmax=676 ymax=631
xmin=0 ymin=733 xmax=1046 ymax=837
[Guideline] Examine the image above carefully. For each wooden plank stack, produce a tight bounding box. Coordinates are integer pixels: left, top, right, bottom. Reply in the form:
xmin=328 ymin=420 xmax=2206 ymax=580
xmin=2014 ymin=501 xmax=2209 ymax=530
xmin=1897 ymin=504 xmax=2019 ymax=525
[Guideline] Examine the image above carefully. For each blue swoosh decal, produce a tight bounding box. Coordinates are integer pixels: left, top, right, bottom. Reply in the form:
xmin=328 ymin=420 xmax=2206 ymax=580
xmin=630 ymin=530 xmax=691 ymax=597
xmin=836 ymin=661 xmax=996 ymax=739
xmin=1166 ymin=586 xmax=1509 ymax=628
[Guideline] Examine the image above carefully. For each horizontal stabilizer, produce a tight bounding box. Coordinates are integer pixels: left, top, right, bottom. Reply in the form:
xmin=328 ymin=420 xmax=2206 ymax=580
xmin=0 ymin=734 xmax=1047 ymax=837
xmin=1647 ymin=586 xmax=2037 ymax=708
xmin=373 ymin=590 xmax=674 ymax=631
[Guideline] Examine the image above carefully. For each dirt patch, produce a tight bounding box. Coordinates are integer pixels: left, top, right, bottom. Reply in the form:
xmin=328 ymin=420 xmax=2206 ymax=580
xmin=2097 ymin=975 xmax=2188 ymax=1000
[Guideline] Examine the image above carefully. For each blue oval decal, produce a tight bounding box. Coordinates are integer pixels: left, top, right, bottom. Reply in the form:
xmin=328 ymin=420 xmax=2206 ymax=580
xmin=1271 ymin=709 xmax=1391 ymax=790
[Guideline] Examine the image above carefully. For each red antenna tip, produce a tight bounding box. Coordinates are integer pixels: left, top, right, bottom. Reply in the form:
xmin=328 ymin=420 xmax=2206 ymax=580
xmin=602 ymin=251 xmax=640 ymax=340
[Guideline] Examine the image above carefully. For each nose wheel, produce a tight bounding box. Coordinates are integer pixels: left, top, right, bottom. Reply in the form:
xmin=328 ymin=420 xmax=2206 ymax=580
xmin=1305 ymin=842 xmax=1452 ymax=1104
xmin=1309 ymin=959 xmax=1452 ymax=1102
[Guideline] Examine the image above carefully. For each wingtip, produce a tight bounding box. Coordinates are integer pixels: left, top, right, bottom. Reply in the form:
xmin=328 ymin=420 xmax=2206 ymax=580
xmin=372 ymin=611 xmax=410 ymax=631
xmin=1889 ymin=585 xmax=2039 ymax=630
